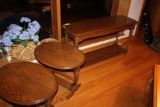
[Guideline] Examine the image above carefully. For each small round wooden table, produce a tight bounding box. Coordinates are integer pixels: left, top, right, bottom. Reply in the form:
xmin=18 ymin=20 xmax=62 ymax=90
xmin=0 ymin=62 xmax=57 ymax=107
xmin=34 ymin=42 xmax=85 ymax=99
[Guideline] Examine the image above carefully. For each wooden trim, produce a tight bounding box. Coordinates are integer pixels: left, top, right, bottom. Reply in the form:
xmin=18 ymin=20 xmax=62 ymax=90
xmin=111 ymin=0 xmax=120 ymax=16
xmin=50 ymin=0 xmax=61 ymax=41
xmin=117 ymin=0 xmax=131 ymax=16
xmin=125 ymin=0 xmax=131 ymax=16
xmin=112 ymin=0 xmax=131 ymax=16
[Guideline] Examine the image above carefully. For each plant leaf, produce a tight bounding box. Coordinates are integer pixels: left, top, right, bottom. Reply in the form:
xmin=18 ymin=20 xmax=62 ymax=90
xmin=13 ymin=38 xmax=21 ymax=43
xmin=35 ymin=31 xmax=39 ymax=35
xmin=21 ymin=40 xmax=28 ymax=47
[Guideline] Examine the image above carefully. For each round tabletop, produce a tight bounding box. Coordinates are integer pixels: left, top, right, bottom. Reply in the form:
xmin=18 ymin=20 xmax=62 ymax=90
xmin=34 ymin=42 xmax=85 ymax=70
xmin=0 ymin=62 xmax=57 ymax=105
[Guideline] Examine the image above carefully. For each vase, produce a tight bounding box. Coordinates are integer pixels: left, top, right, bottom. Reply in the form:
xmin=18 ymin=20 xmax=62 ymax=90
xmin=8 ymin=42 xmax=40 ymax=61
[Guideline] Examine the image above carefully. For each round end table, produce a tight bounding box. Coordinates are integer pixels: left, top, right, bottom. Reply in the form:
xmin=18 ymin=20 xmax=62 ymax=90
xmin=0 ymin=62 xmax=57 ymax=106
xmin=34 ymin=42 xmax=85 ymax=99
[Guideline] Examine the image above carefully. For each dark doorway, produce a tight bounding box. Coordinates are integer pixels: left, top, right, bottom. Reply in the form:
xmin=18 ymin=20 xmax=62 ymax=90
xmin=61 ymin=0 xmax=113 ymax=24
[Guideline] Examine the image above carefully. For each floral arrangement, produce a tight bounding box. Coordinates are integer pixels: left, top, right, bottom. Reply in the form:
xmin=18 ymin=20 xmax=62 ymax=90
xmin=1 ymin=17 xmax=41 ymax=47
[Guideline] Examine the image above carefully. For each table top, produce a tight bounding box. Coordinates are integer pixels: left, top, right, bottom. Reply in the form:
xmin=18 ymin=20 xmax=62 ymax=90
xmin=0 ymin=62 xmax=57 ymax=105
xmin=63 ymin=15 xmax=137 ymax=37
xmin=34 ymin=42 xmax=85 ymax=70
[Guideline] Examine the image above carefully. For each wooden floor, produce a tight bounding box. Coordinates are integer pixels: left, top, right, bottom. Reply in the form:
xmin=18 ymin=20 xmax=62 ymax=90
xmin=0 ymin=32 xmax=159 ymax=107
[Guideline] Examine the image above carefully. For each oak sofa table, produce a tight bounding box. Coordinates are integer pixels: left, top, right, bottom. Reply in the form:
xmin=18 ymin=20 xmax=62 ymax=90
xmin=63 ymin=15 xmax=137 ymax=51
xmin=0 ymin=62 xmax=57 ymax=107
xmin=34 ymin=42 xmax=85 ymax=99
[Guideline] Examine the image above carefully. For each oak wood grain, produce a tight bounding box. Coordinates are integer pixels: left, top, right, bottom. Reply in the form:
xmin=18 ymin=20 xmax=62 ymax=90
xmin=0 ymin=62 xmax=57 ymax=106
xmin=63 ymin=15 xmax=137 ymax=47
xmin=34 ymin=42 xmax=85 ymax=70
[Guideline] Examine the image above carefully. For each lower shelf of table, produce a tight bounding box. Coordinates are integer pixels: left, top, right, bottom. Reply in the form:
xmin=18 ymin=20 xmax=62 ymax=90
xmin=52 ymin=70 xmax=80 ymax=99
xmin=83 ymin=43 xmax=126 ymax=67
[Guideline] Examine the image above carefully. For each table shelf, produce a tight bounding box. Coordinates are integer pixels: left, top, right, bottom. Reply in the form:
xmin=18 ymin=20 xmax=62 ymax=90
xmin=83 ymin=43 xmax=125 ymax=67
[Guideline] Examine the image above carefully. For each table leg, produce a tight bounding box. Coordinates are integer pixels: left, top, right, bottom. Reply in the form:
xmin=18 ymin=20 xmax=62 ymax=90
xmin=113 ymin=33 xmax=119 ymax=55
xmin=66 ymin=67 xmax=81 ymax=99
xmin=115 ymin=33 xmax=119 ymax=44
xmin=65 ymin=31 xmax=79 ymax=48
xmin=73 ymin=67 xmax=81 ymax=90
xmin=45 ymin=98 xmax=54 ymax=107
xmin=125 ymin=28 xmax=134 ymax=54
xmin=75 ymin=43 xmax=79 ymax=48
xmin=65 ymin=31 xmax=69 ymax=43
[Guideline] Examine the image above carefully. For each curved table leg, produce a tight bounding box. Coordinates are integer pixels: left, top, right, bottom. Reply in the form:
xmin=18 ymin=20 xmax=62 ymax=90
xmin=66 ymin=67 xmax=81 ymax=99
xmin=45 ymin=98 xmax=54 ymax=107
